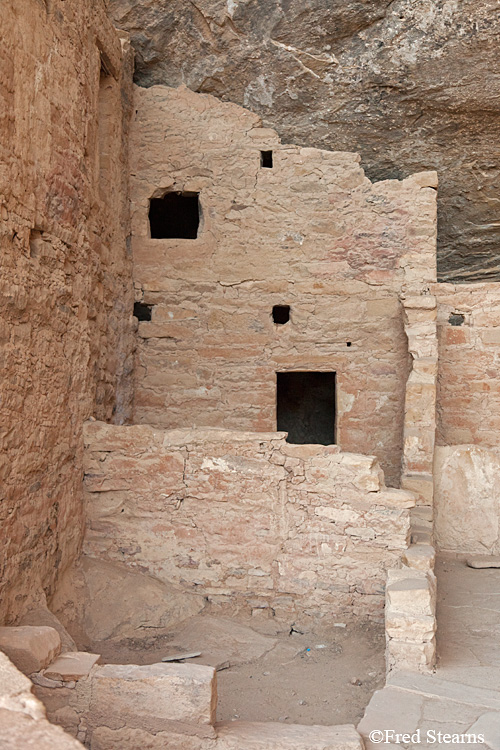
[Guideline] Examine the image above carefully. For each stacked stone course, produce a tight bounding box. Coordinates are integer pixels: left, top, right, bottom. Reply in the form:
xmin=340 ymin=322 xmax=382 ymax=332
xmin=83 ymin=420 xmax=415 ymax=623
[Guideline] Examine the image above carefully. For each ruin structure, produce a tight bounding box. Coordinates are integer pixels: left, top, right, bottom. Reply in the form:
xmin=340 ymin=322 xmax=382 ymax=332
xmin=1 ymin=1 xmax=500 ymax=749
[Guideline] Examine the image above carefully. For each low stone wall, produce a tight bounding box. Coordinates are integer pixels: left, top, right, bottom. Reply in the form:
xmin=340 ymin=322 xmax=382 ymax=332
xmin=83 ymin=420 xmax=415 ymax=623
xmin=0 ymin=624 xmax=365 ymax=750
xmin=385 ymin=561 xmax=436 ymax=674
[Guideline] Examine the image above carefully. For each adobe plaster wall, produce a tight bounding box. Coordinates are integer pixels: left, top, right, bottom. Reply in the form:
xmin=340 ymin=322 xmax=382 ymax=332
xmin=130 ymin=84 xmax=438 ymax=487
xmin=82 ymin=420 xmax=415 ymax=624
xmin=0 ymin=0 xmax=135 ymax=622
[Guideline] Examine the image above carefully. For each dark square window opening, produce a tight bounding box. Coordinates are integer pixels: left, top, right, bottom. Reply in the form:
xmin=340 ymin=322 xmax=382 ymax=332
xmin=149 ymin=192 xmax=200 ymax=239
xmin=277 ymin=371 xmax=336 ymax=445
xmin=261 ymin=150 xmax=273 ymax=169
xmin=133 ymin=301 xmax=153 ymax=321
xmin=272 ymin=305 xmax=290 ymax=324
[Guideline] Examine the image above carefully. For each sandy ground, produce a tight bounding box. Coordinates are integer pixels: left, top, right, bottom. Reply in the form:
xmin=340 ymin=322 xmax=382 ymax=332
xmin=94 ymin=615 xmax=385 ymax=726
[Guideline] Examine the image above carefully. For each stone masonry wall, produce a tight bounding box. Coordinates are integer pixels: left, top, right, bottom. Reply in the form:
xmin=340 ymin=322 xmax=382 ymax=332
xmin=432 ymin=283 xmax=500 ymax=552
xmin=130 ymin=85 xmax=437 ymax=487
xmin=83 ymin=420 xmax=415 ymax=624
xmin=434 ymin=283 xmax=500 ymax=447
xmin=0 ymin=1 xmax=135 ymax=622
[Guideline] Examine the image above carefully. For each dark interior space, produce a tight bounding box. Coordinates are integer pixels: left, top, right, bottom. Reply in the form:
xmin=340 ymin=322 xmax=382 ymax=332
xmin=133 ymin=301 xmax=153 ymax=321
xmin=149 ymin=191 xmax=200 ymax=239
xmin=261 ymin=150 xmax=273 ymax=168
xmin=277 ymin=371 xmax=336 ymax=445
xmin=272 ymin=305 xmax=290 ymax=324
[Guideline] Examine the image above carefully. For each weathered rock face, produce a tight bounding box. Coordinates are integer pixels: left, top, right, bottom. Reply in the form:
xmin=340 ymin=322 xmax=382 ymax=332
xmin=109 ymin=0 xmax=500 ymax=281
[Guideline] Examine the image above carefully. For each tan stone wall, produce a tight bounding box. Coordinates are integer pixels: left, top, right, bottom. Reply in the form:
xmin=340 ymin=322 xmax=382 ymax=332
xmin=83 ymin=421 xmax=415 ymax=623
xmin=434 ymin=283 xmax=500 ymax=447
xmin=433 ymin=284 xmax=500 ymax=552
xmin=0 ymin=1 xmax=135 ymax=622
xmin=130 ymin=85 xmax=437 ymax=488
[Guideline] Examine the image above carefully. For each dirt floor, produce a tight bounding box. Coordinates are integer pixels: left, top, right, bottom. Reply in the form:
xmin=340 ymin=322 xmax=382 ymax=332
xmin=94 ymin=615 xmax=385 ymax=726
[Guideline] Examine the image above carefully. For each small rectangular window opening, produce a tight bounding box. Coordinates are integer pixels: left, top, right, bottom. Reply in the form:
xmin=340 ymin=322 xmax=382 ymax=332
xmin=149 ymin=192 xmax=200 ymax=239
xmin=272 ymin=305 xmax=290 ymax=325
xmin=261 ymin=150 xmax=273 ymax=169
xmin=277 ymin=371 xmax=336 ymax=445
xmin=134 ymin=301 xmax=153 ymax=321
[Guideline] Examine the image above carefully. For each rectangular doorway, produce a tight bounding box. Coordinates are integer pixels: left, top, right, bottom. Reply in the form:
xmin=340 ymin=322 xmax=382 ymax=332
xmin=276 ymin=372 xmax=336 ymax=445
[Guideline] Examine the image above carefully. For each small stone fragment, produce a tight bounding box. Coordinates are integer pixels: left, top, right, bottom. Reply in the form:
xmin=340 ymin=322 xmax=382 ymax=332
xmin=43 ymin=651 xmax=101 ymax=681
xmin=161 ymin=651 xmax=202 ymax=662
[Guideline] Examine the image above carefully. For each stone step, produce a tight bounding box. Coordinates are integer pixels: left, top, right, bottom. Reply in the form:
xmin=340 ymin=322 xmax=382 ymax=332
xmin=386 ymin=574 xmax=436 ymax=617
xmin=402 ymin=544 xmax=435 ymax=571
xmin=215 ymin=721 xmax=364 ymax=750
xmin=410 ymin=528 xmax=432 ymax=545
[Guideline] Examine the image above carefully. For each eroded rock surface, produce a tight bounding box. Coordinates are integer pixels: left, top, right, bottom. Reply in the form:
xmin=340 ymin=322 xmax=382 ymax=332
xmin=109 ymin=0 xmax=500 ymax=281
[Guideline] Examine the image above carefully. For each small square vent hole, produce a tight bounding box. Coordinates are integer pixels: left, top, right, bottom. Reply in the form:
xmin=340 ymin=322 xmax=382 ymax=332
xmin=273 ymin=305 xmax=290 ymax=325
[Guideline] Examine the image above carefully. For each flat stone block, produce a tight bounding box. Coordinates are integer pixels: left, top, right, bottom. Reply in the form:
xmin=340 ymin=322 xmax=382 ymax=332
xmin=90 ymin=662 xmax=217 ymax=737
xmin=401 ymin=475 xmax=434 ymax=505
xmin=467 ymin=711 xmax=500 ymax=750
xmin=216 ymin=721 xmax=363 ymax=750
xmin=44 ymin=651 xmax=100 ymax=681
xmin=389 ymin=670 xmax=500 ymax=710
xmin=386 ymin=575 xmax=435 ymax=617
xmin=481 ymin=329 xmax=500 ymax=345
xmin=402 ymin=545 xmax=435 ymax=571
xmin=0 ymin=626 xmax=61 ymax=675
xmin=375 ymin=489 xmax=416 ymax=509
xmin=385 ymin=610 xmax=436 ymax=641
xmin=358 ymin=685 xmax=424 ymax=750
xmin=387 ymin=638 xmax=436 ymax=673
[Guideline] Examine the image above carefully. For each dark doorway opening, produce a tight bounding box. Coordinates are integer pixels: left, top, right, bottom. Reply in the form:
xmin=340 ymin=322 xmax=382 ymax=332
xmin=277 ymin=372 xmax=336 ymax=445
xmin=149 ymin=192 xmax=200 ymax=239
